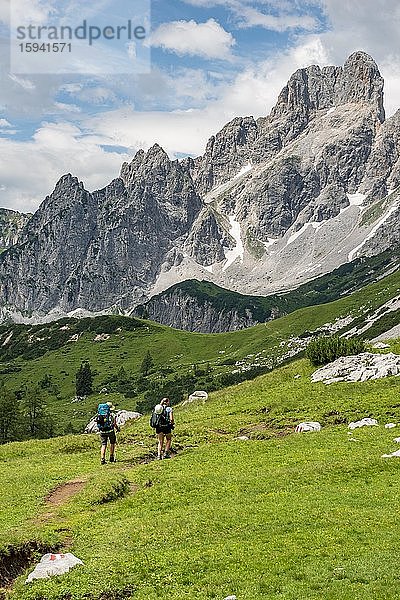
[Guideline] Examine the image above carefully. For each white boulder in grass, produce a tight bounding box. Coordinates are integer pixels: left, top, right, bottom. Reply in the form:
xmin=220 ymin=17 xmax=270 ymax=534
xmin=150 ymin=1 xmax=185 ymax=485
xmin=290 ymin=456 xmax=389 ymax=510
xmin=348 ymin=418 xmax=378 ymax=430
xmin=382 ymin=449 xmax=400 ymax=458
xmin=385 ymin=423 xmax=397 ymax=429
xmin=85 ymin=410 xmax=141 ymax=434
xmin=26 ymin=553 xmax=83 ymax=583
xmin=183 ymin=390 xmax=208 ymax=405
xmin=295 ymin=422 xmax=321 ymax=433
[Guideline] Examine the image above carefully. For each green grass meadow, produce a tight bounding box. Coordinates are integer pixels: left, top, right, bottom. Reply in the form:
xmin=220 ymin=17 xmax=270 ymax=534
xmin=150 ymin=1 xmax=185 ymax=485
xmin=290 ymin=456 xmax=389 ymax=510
xmin=1 ymin=266 xmax=400 ymax=435
xmin=2 ymin=341 xmax=400 ymax=599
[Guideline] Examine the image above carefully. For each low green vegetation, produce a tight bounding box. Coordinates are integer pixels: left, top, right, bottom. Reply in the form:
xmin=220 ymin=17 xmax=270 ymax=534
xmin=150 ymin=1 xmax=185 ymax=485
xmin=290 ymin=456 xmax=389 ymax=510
xmin=360 ymin=188 xmax=399 ymax=227
xmin=306 ymin=335 xmax=366 ymax=366
xmin=0 ymin=267 xmax=399 ymax=441
xmin=1 ymin=338 xmax=400 ymax=599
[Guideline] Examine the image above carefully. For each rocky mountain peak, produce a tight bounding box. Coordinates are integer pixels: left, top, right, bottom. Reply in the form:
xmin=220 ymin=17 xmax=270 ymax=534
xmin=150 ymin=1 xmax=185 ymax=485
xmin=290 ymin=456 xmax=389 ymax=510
xmin=120 ymin=144 xmax=173 ymax=188
xmin=52 ymin=173 xmax=82 ymax=193
xmin=0 ymin=51 xmax=399 ymax=327
xmin=338 ymin=51 xmax=385 ymax=121
xmin=272 ymin=51 xmax=384 ymax=122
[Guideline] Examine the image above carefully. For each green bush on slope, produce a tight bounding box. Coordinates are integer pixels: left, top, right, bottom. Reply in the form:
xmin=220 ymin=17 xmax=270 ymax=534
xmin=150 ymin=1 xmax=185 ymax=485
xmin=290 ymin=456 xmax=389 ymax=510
xmin=306 ymin=335 xmax=366 ymax=366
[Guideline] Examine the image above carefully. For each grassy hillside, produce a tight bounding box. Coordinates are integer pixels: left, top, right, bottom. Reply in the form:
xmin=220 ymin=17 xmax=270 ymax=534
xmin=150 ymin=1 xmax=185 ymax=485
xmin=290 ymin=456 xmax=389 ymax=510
xmin=2 ymin=338 xmax=400 ymax=599
xmin=0 ymin=268 xmax=400 ymax=437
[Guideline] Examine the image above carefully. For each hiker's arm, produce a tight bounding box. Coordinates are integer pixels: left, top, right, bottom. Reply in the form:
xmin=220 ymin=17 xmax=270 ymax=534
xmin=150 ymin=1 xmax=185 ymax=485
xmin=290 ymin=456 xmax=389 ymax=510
xmin=170 ymin=409 xmax=174 ymax=425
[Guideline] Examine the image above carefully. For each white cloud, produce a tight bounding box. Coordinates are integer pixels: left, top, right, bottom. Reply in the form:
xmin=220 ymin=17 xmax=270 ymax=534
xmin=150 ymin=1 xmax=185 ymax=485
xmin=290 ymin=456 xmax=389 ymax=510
xmin=149 ymin=19 xmax=235 ymax=60
xmin=182 ymin=0 xmax=320 ymax=31
xmin=0 ymin=122 xmax=130 ymax=213
xmin=53 ymin=102 xmax=81 ymax=113
xmin=8 ymin=74 xmax=36 ymax=91
xmin=1 ymin=0 xmax=56 ymax=26
xmin=236 ymin=5 xmax=318 ymax=31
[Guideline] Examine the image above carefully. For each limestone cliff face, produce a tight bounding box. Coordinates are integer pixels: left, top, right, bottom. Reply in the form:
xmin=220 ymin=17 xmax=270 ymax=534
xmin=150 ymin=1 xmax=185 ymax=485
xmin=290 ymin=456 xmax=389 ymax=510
xmin=193 ymin=51 xmax=385 ymax=197
xmin=0 ymin=149 xmax=202 ymax=317
xmin=0 ymin=51 xmax=400 ymax=325
xmin=0 ymin=209 xmax=30 ymax=250
xmin=134 ymin=287 xmax=259 ymax=333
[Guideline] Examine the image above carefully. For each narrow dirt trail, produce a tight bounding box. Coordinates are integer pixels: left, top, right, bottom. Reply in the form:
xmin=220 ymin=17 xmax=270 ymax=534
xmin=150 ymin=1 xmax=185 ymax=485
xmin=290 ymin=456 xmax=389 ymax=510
xmin=45 ymin=479 xmax=87 ymax=507
xmin=34 ymin=478 xmax=87 ymax=525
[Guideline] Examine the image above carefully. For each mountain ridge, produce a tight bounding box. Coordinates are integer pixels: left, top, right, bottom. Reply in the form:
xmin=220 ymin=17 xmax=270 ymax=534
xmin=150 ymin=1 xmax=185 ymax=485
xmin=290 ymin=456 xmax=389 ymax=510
xmin=1 ymin=51 xmax=400 ymax=326
xmin=134 ymin=247 xmax=400 ymax=332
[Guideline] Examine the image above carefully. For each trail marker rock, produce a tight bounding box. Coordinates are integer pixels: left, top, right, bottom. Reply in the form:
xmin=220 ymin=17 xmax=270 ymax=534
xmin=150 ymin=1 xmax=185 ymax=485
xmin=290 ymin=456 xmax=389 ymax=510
xmin=26 ymin=553 xmax=83 ymax=583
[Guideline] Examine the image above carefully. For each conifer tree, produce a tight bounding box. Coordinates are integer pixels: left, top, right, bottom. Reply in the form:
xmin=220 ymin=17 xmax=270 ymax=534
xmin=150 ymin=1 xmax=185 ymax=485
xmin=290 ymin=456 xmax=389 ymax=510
xmin=0 ymin=384 xmax=22 ymax=444
xmin=22 ymin=385 xmax=54 ymax=439
xmin=75 ymin=361 xmax=93 ymax=396
xmin=140 ymin=350 xmax=154 ymax=377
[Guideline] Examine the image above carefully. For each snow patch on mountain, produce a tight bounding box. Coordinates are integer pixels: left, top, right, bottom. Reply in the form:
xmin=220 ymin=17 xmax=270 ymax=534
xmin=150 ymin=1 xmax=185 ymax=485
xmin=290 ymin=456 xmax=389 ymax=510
xmin=347 ymin=192 xmax=366 ymax=206
xmin=204 ymin=162 xmax=253 ymax=205
xmin=235 ymin=162 xmax=253 ymax=178
xmin=323 ymin=106 xmax=336 ymax=118
xmin=222 ymin=216 xmax=244 ymax=272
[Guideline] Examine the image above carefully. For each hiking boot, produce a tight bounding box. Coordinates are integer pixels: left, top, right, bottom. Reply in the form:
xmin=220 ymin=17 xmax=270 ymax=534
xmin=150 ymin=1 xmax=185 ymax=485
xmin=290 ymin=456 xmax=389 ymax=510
xmin=109 ymin=456 xmax=116 ymax=463
xmin=157 ymin=455 xmax=163 ymax=460
xmin=101 ymin=458 xmax=106 ymax=465
xmin=163 ymin=453 xmax=171 ymax=459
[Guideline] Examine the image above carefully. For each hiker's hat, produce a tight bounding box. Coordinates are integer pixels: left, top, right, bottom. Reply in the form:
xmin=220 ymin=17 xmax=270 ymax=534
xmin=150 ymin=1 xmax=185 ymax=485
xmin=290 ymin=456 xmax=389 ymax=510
xmin=107 ymin=401 xmax=116 ymax=410
xmin=154 ymin=404 xmax=163 ymax=414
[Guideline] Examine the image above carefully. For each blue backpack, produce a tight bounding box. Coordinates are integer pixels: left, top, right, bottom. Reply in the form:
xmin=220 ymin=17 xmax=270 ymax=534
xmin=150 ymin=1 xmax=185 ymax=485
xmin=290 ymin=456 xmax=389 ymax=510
xmin=96 ymin=403 xmax=113 ymax=432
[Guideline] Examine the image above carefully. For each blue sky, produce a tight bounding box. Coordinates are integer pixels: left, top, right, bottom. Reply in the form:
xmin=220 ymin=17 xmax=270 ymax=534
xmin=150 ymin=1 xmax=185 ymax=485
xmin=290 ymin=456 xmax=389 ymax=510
xmin=0 ymin=0 xmax=400 ymax=212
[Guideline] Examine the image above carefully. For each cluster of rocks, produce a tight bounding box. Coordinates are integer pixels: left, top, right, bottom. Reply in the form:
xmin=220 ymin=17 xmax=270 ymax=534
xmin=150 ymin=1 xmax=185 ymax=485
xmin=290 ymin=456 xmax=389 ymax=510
xmin=311 ymin=352 xmax=400 ymax=384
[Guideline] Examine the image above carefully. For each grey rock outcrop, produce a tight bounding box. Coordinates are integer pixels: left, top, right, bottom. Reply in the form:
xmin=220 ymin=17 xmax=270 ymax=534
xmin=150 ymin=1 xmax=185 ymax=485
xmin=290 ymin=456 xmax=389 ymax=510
xmin=184 ymin=207 xmax=234 ymax=266
xmin=193 ymin=117 xmax=258 ymax=195
xmin=0 ymin=208 xmax=30 ymax=250
xmin=135 ymin=287 xmax=258 ymax=333
xmin=311 ymin=352 xmax=400 ymax=384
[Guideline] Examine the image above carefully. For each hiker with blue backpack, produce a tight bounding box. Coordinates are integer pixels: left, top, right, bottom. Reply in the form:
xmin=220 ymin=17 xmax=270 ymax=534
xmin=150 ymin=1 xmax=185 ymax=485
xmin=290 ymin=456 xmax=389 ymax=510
xmin=150 ymin=397 xmax=174 ymax=460
xmin=97 ymin=401 xmax=120 ymax=465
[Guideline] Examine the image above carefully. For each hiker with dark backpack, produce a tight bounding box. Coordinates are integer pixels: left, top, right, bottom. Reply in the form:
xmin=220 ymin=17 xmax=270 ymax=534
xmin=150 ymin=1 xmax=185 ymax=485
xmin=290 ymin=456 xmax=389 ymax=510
xmin=97 ymin=401 xmax=120 ymax=465
xmin=150 ymin=397 xmax=174 ymax=460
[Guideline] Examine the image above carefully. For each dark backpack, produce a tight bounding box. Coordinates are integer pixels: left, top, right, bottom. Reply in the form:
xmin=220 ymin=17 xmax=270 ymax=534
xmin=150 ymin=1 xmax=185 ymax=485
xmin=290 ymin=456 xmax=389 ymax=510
xmin=150 ymin=407 xmax=169 ymax=429
xmin=96 ymin=403 xmax=113 ymax=432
